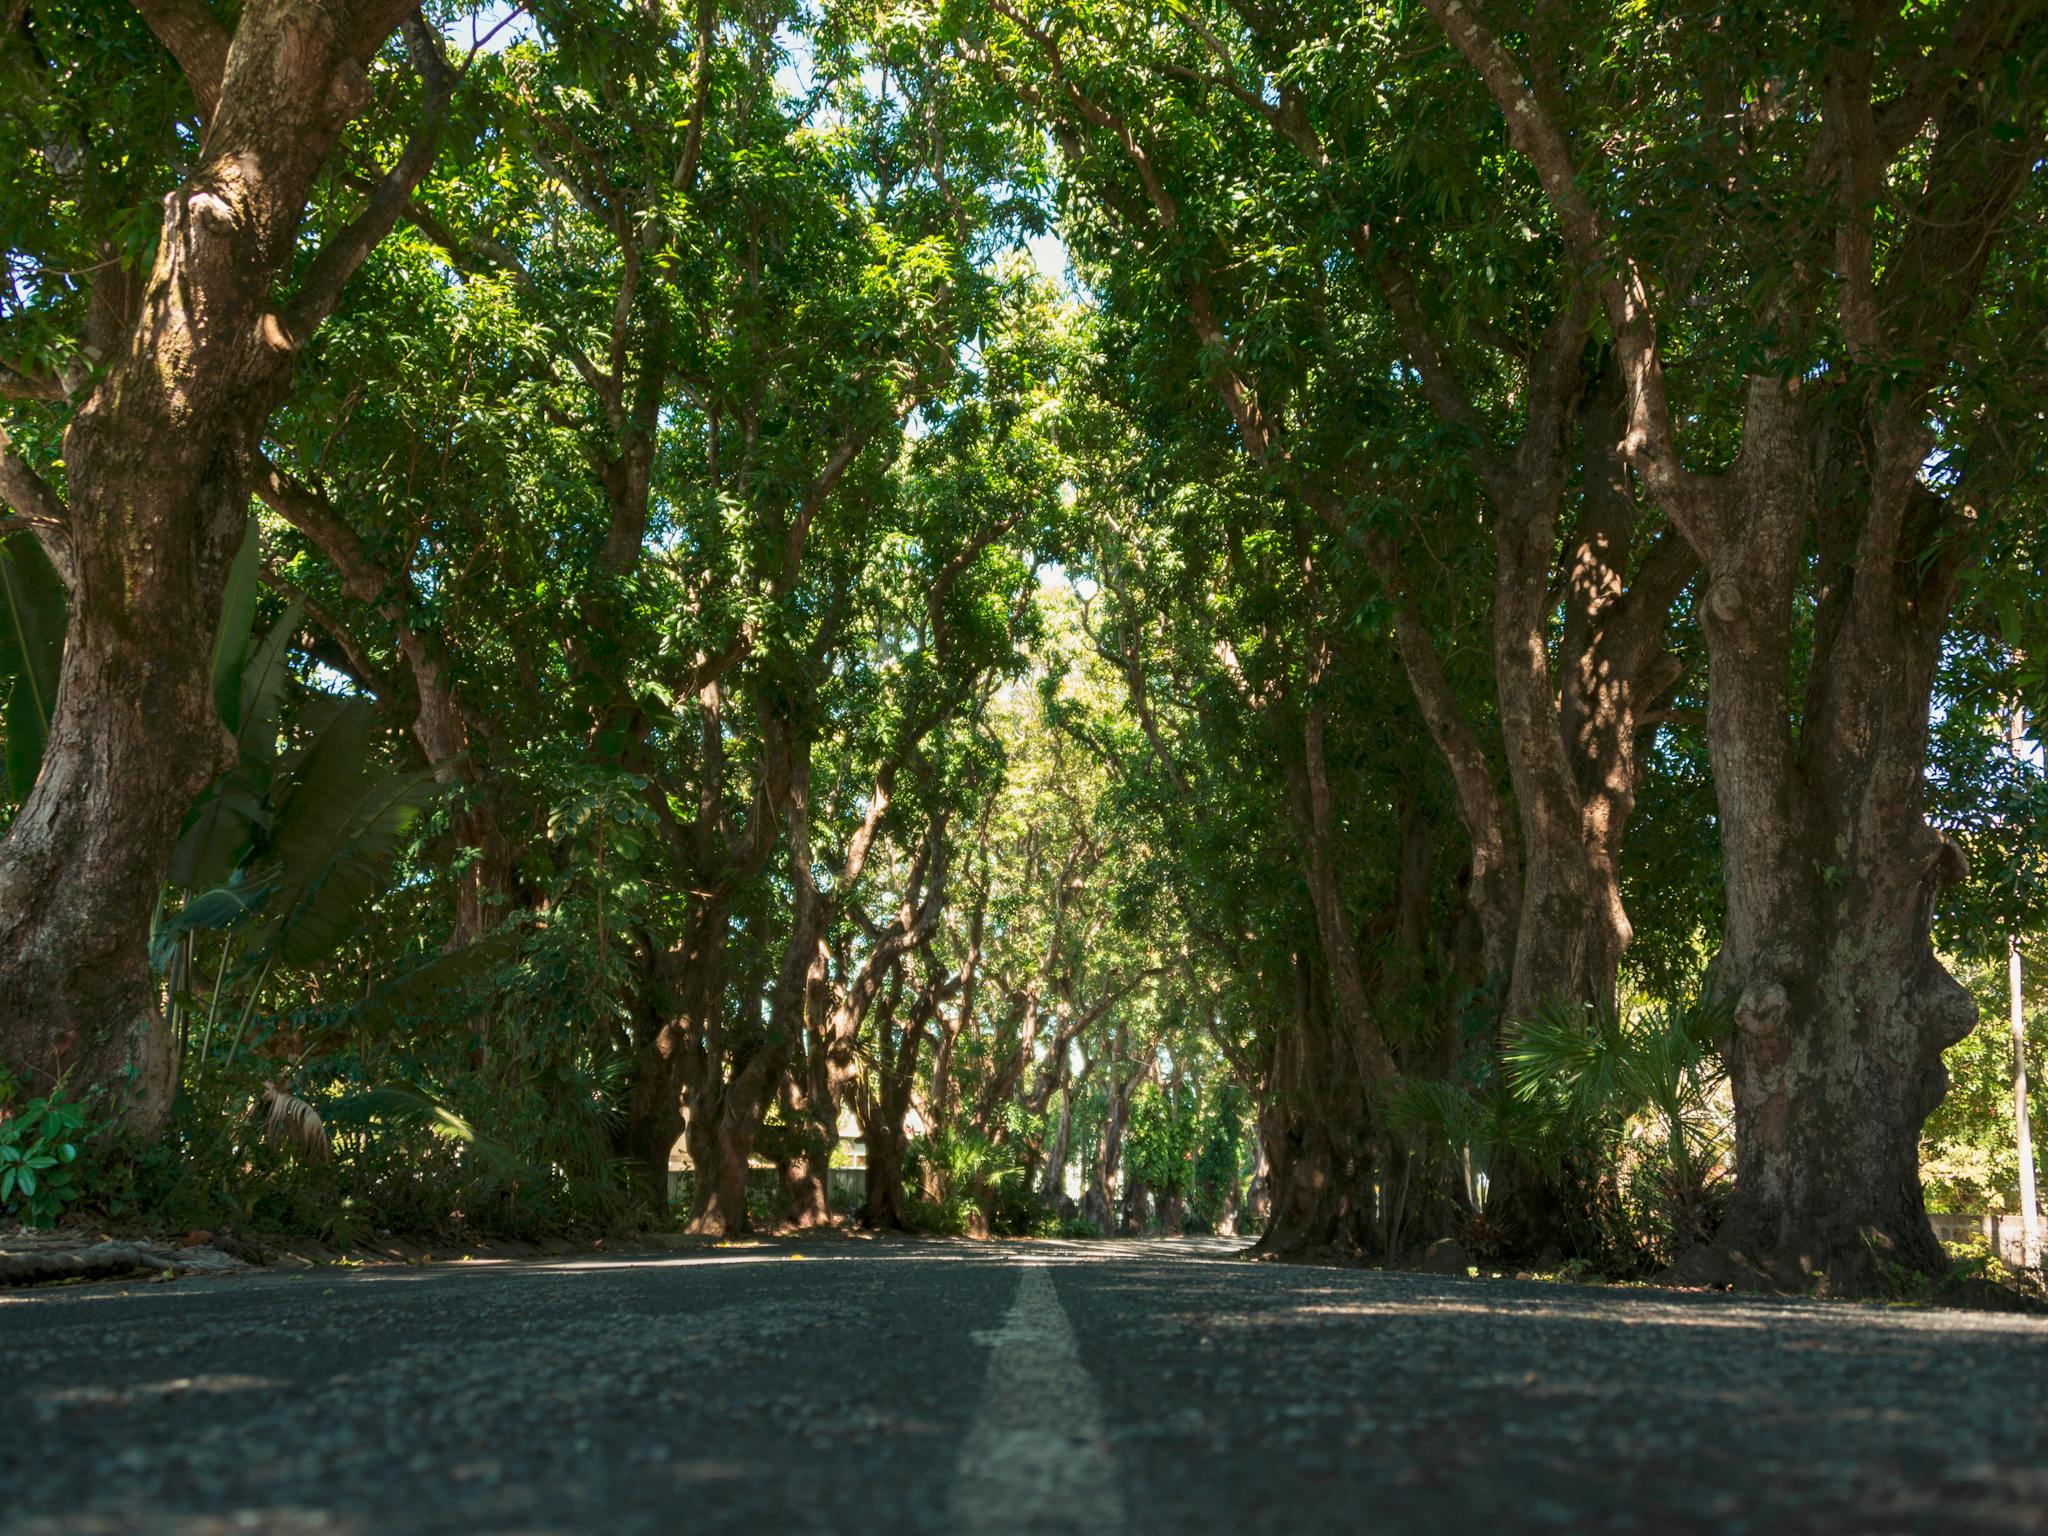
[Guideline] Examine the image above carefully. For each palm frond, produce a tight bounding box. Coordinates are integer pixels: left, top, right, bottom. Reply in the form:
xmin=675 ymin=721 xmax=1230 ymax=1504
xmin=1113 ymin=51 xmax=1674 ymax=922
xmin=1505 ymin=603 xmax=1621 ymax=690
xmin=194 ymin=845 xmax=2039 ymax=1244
xmin=260 ymin=1084 xmax=332 ymax=1163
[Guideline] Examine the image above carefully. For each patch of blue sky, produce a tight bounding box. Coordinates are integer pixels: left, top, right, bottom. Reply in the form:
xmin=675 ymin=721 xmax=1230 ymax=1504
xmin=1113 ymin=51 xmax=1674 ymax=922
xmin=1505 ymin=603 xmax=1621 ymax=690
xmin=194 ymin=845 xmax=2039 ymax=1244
xmin=1024 ymin=229 xmax=1070 ymax=287
xmin=443 ymin=3 xmax=534 ymax=56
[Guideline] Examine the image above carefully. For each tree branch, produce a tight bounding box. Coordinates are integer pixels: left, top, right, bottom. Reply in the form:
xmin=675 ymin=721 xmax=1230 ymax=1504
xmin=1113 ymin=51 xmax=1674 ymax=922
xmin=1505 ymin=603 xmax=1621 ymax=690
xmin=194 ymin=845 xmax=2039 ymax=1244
xmin=130 ymin=0 xmax=228 ymax=121
xmin=1420 ymin=0 xmax=1713 ymax=555
xmin=281 ymin=15 xmax=455 ymax=343
xmin=0 ymin=424 xmax=73 ymax=587
xmin=0 ymin=364 xmax=65 ymax=403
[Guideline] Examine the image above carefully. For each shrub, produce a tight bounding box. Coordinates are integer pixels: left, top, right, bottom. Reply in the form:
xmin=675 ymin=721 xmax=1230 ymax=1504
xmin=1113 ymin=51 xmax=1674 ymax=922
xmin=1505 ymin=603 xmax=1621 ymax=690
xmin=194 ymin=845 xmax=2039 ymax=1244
xmin=0 ymin=1075 xmax=88 ymax=1228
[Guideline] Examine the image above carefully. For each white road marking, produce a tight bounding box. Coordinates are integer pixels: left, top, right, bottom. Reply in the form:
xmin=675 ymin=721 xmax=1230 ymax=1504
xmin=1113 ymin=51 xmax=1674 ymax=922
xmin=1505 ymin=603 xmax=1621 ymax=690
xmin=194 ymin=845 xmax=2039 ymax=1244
xmin=948 ymin=1262 xmax=1128 ymax=1534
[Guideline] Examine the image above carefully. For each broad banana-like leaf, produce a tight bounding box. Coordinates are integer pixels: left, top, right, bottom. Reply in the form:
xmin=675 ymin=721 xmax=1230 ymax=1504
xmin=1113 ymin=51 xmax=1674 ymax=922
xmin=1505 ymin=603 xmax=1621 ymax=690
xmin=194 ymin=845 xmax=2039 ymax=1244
xmin=236 ymin=600 xmax=303 ymax=764
xmin=150 ymin=868 xmax=281 ymax=971
xmin=167 ymin=760 xmax=273 ymax=891
xmin=166 ymin=589 xmax=294 ymax=890
xmin=0 ymin=533 xmax=66 ymax=804
xmin=209 ymin=519 xmax=261 ymax=733
xmin=249 ymin=701 xmax=437 ymax=968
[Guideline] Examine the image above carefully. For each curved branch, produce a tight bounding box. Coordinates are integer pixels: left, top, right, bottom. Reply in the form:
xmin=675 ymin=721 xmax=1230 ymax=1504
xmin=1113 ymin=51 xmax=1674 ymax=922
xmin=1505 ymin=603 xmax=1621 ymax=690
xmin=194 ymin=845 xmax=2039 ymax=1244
xmin=281 ymin=16 xmax=455 ymax=343
xmin=0 ymin=424 xmax=73 ymax=588
xmin=131 ymin=0 xmax=228 ymax=121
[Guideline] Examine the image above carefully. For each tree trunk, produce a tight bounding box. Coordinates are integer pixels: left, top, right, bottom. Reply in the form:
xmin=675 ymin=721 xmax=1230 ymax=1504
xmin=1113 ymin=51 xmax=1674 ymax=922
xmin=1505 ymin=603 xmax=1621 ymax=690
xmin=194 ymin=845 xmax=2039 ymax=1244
xmin=1704 ymin=384 xmax=1975 ymax=1288
xmin=621 ymin=1028 xmax=687 ymax=1209
xmin=1411 ymin=0 xmax=2043 ymax=1285
xmin=778 ymin=1138 xmax=833 ymax=1227
xmin=1248 ymin=959 xmax=1375 ymax=1255
xmin=859 ymin=1105 xmax=914 ymax=1231
xmin=1284 ymin=698 xmax=1399 ymax=1088
xmin=1156 ymin=1186 xmax=1185 ymax=1237
xmin=0 ymin=6 xmax=423 ymax=1133
xmin=1244 ymin=1123 xmax=1272 ymax=1228
xmin=618 ymin=896 xmax=731 ymax=1206
xmin=0 ymin=617 xmax=207 ymax=1134
xmin=1119 ymin=1177 xmax=1150 ymax=1236
xmin=777 ymin=1075 xmax=835 ymax=1228
xmin=683 ymin=1103 xmax=759 ymax=1236
xmin=1040 ymin=1080 xmax=1075 ymax=1205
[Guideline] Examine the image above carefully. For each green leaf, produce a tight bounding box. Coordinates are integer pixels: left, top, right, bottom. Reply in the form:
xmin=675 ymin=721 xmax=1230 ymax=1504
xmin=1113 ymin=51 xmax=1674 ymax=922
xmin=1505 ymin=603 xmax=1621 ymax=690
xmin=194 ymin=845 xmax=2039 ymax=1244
xmin=152 ymin=870 xmax=282 ymax=969
xmin=209 ymin=518 xmax=261 ymax=733
xmin=0 ymin=532 xmax=67 ymax=803
xmin=236 ymin=601 xmax=304 ymax=763
xmin=246 ymin=702 xmax=438 ymax=968
xmin=167 ymin=762 xmax=272 ymax=892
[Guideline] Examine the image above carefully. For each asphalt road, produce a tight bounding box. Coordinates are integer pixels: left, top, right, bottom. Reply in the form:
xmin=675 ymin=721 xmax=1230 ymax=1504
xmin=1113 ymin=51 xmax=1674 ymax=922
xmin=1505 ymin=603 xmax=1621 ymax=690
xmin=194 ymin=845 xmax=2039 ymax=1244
xmin=4 ymin=1237 xmax=2046 ymax=1535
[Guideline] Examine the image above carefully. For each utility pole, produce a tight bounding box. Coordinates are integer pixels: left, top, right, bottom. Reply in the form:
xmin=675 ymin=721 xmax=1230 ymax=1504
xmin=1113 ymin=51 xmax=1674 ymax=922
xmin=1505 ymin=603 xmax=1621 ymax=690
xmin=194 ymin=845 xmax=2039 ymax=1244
xmin=2012 ymin=700 xmax=2042 ymax=1270
xmin=2013 ymin=934 xmax=2041 ymax=1270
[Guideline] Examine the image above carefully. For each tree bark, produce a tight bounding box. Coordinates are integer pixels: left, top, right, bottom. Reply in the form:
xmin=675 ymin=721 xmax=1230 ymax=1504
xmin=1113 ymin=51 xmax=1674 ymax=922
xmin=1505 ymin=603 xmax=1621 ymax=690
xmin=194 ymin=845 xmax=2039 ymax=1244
xmin=1249 ymin=957 xmax=1375 ymax=1255
xmin=1040 ymin=1078 xmax=1075 ymax=1206
xmin=618 ymin=896 xmax=730 ymax=1205
xmin=1701 ymin=386 xmax=1976 ymax=1287
xmin=0 ymin=2 xmax=436 ymax=1133
xmin=681 ymin=1021 xmax=785 ymax=1237
xmin=859 ymin=960 xmax=940 ymax=1231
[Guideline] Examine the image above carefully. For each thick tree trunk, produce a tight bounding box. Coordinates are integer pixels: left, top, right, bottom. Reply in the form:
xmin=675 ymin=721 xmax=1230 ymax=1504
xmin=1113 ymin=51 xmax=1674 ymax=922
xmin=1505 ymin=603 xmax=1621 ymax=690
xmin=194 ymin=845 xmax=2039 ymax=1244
xmin=1214 ymin=1168 xmax=1240 ymax=1237
xmin=1244 ymin=1124 xmax=1272 ymax=1228
xmin=1085 ymin=1090 xmax=1124 ymax=1236
xmin=779 ymin=1149 xmax=831 ymax=1227
xmin=1413 ymin=0 xmax=2041 ymax=1285
xmin=1155 ymin=1187 xmax=1184 ymax=1237
xmin=683 ymin=1104 xmax=760 ymax=1236
xmin=681 ymin=1026 xmax=788 ymax=1237
xmin=0 ymin=5 xmax=421 ymax=1133
xmin=1119 ymin=1177 xmax=1150 ymax=1236
xmin=1284 ymin=699 xmax=1399 ymax=1088
xmin=859 ymin=1106 xmax=914 ymax=1231
xmin=1255 ymin=1105 xmax=1347 ymax=1254
xmin=1489 ymin=370 xmax=1695 ymax=1027
xmin=861 ymin=971 xmax=932 ymax=1231
xmin=618 ymin=897 xmax=730 ymax=1206
xmin=0 ymin=611 xmax=215 ymax=1134
xmin=1702 ymin=386 xmax=1974 ymax=1287
xmin=621 ymin=1031 xmax=687 ymax=1208
xmin=778 ymin=1104 xmax=835 ymax=1228
xmin=1249 ymin=960 xmax=1375 ymax=1255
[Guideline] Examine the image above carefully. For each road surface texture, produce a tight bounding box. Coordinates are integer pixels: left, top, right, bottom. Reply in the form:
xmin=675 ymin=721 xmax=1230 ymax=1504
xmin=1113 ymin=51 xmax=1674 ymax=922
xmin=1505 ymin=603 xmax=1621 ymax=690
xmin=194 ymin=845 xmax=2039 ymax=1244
xmin=4 ymin=1237 xmax=2046 ymax=1535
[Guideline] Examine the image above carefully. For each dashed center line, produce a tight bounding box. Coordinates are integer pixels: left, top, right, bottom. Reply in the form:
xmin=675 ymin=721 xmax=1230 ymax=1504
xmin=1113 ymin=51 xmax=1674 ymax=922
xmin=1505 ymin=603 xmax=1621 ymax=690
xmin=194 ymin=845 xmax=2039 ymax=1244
xmin=949 ymin=1262 xmax=1127 ymax=1534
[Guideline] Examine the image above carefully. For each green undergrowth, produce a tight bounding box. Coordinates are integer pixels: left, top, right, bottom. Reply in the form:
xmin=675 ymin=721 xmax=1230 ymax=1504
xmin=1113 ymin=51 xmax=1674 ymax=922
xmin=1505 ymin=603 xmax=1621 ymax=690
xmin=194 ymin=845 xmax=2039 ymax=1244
xmin=49 ymin=1042 xmax=653 ymax=1249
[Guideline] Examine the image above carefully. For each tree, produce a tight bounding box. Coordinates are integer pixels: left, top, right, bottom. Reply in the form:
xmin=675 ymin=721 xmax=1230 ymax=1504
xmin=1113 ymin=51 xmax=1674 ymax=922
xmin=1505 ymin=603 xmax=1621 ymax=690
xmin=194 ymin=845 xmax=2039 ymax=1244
xmin=1420 ymin=0 xmax=2047 ymax=1284
xmin=0 ymin=1 xmax=467 ymax=1135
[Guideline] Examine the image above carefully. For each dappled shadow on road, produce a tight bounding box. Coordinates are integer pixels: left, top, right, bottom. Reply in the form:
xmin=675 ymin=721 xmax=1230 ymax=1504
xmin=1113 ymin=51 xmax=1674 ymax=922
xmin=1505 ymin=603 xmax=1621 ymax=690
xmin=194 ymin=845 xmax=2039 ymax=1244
xmin=1045 ymin=1254 xmax=2048 ymax=1535
xmin=10 ymin=1240 xmax=2045 ymax=1535
xmin=3 ymin=1235 xmax=1022 ymax=1536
